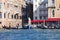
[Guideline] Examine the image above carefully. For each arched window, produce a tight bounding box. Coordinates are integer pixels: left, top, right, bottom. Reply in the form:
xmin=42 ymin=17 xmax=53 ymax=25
xmin=14 ymin=14 xmax=18 ymax=19
xmin=52 ymin=9 xmax=55 ymax=17
xmin=11 ymin=15 xmax=13 ymax=19
xmin=8 ymin=12 xmax=11 ymax=18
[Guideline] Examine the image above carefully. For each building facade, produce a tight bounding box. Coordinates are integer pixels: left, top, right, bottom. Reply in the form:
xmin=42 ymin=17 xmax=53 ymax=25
xmin=47 ymin=0 xmax=60 ymax=26
xmin=0 ymin=0 xmax=24 ymax=28
xmin=22 ymin=0 xmax=33 ymax=26
xmin=25 ymin=0 xmax=33 ymax=3
xmin=32 ymin=0 xmax=60 ymax=27
xmin=33 ymin=0 xmax=48 ymax=23
xmin=48 ymin=0 xmax=60 ymax=18
xmin=33 ymin=0 xmax=48 ymax=20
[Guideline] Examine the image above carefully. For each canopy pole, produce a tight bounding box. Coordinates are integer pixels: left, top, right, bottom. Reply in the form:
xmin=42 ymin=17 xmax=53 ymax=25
xmin=58 ymin=21 xmax=59 ymax=26
xmin=43 ymin=20 xmax=45 ymax=26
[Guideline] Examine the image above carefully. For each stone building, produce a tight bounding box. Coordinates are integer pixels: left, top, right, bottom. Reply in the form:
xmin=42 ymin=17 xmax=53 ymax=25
xmin=32 ymin=0 xmax=60 ymax=27
xmin=0 ymin=0 xmax=25 ymax=28
xmin=47 ymin=0 xmax=60 ymax=26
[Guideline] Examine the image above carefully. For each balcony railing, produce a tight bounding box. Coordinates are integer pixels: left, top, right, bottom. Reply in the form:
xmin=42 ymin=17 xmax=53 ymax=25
xmin=39 ymin=8 xmax=48 ymax=11
xmin=48 ymin=4 xmax=55 ymax=8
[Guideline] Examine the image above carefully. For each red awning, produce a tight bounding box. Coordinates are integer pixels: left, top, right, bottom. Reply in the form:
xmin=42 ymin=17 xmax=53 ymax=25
xmin=31 ymin=18 xmax=60 ymax=23
xmin=31 ymin=20 xmax=45 ymax=23
xmin=48 ymin=18 xmax=60 ymax=21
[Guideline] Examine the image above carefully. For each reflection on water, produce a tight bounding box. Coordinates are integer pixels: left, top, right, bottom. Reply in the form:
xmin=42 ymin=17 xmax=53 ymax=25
xmin=0 ymin=29 xmax=60 ymax=40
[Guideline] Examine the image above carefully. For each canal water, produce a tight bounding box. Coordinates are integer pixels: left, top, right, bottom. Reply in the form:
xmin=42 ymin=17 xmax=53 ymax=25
xmin=0 ymin=29 xmax=60 ymax=40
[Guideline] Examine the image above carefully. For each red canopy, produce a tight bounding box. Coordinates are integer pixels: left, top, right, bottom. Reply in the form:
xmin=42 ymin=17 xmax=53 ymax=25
xmin=31 ymin=18 xmax=60 ymax=23
xmin=48 ymin=18 xmax=60 ymax=21
xmin=31 ymin=20 xmax=45 ymax=23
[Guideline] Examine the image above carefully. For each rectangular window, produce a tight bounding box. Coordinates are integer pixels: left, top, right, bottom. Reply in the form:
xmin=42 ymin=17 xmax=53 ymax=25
xmin=7 ymin=3 xmax=12 ymax=9
xmin=14 ymin=5 xmax=18 ymax=12
xmin=40 ymin=16 xmax=42 ymax=19
xmin=20 ymin=16 xmax=22 ymax=19
xmin=52 ymin=0 xmax=55 ymax=4
xmin=4 ymin=13 xmax=6 ymax=18
xmin=40 ymin=5 xmax=43 ymax=8
xmin=35 ymin=10 xmax=37 ymax=13
xmin=0 ymin=3 xmax=2 ymax=9
xmin=35 ymin=17 xmax=37 ymax=19
xmin=44 ymin=16 xmax=46 ymax=19
xmin=0 ymin=22 xmax=1 ymax=24
xmin=41 ymin=11 xmax=44 ymax=14
xmin=8 ymin=13 xmax=9 ymax=18
xmin=0 ymin=12 xmax=2 ymax=18
xmin=29 ymin=0 xmax=31 ymax=1
xmin=59 ymin=4 xmax=60 ymax=8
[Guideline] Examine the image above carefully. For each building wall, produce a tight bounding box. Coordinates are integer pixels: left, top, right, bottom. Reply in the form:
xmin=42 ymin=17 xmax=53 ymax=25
xmin=48 ymin=0 xmax=60 ymax=18
xmin=33 ymin=0 xmax=60 ymax=20
xmin=0 ymin=0 xmax=24 ymax=28
xmin=33 ymin=0 xmax=40 ymax=20
xmin=33 ymin=0 xmax=48 ymax=20
xmin=55 ymin=0 xmax=60 ymax=18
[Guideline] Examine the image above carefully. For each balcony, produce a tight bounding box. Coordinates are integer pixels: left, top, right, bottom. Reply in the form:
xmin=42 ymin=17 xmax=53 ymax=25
xmin=39 ymin=8 xmax=48 ymax=11
xmin=48 ymin=4 xmax=55 ymax=8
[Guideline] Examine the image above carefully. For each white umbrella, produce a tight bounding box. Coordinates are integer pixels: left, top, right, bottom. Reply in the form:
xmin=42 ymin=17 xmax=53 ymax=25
xmin=28 ymin=17 xmax=31 ymax=26
xmin=28 ymin=17 xmax=31 ymax=29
